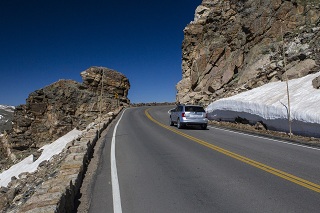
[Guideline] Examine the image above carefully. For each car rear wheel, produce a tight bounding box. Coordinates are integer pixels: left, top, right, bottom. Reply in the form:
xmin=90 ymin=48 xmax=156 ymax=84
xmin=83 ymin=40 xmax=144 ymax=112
xmin=169 ymin=117 xmax=174 ymax=126
xmin=201 ymin=124 xmax=207 ymax=130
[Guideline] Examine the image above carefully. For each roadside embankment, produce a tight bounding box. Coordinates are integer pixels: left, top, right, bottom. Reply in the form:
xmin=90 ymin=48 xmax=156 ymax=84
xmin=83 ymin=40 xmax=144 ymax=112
xmin=0 ymin=107 xmax=123 ymax=213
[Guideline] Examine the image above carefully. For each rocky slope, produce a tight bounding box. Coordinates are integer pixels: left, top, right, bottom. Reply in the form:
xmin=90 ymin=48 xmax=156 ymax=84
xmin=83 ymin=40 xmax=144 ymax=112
xmin=0 ymin=66 xmax=130 ymax=166
xmin=177 ymin=0 xmax=320 ymax=105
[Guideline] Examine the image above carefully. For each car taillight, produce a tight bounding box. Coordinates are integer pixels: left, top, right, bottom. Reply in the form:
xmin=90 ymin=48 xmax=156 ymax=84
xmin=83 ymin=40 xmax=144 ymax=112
xmin=182 ymin=112 xmax=185 ymax=117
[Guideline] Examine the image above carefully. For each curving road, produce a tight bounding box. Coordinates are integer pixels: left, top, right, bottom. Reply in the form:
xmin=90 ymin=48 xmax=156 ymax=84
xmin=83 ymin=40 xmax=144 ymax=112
xmin=85 ymin=106 xmax=320 ymax=213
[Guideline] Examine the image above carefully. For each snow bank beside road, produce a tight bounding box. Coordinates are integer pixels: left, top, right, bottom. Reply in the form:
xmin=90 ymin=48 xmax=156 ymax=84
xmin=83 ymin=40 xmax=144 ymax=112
xmin=0 ymin=128 xmax=82 ymax=187
xmin=206 ymin=72 xmax=320 ymax=137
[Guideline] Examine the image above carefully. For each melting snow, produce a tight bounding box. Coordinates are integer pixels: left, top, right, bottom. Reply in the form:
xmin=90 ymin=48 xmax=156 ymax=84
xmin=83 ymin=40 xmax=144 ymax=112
xmin=206 ymin=72 xmax=320 ymax=137
xmin=0 ymin=128 xmax=82 ymax=187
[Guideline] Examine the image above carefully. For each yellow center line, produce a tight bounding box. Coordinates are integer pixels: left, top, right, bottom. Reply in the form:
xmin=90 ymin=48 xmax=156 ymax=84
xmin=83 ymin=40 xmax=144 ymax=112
xmin=145 ymin=108 xmax=320 ymax=193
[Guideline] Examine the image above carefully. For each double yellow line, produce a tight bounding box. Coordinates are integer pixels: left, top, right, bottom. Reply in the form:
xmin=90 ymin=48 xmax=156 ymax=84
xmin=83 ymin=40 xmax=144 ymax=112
xmin=145 ymin=109 xmax=320 ymax=193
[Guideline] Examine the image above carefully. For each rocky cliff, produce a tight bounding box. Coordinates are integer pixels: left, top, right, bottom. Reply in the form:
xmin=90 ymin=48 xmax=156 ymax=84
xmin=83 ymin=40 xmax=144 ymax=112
xmin=1 ymin=66 xmax=130 ymax=164
xmin=177 ymin=0 xmax=320 ymax=105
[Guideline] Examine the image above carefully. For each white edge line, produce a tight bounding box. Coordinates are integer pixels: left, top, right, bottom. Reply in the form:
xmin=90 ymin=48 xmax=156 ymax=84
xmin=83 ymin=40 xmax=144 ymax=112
xmin=209 ymin=126 xmax=320 ymax=151
xmin=111 ymin=109 xmax=127 ymax=213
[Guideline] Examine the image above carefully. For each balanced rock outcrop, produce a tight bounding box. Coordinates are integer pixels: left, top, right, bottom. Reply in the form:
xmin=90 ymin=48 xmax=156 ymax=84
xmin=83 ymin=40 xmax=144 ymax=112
xmin=2 ymin=66 xmax=130 ymax=163
xmin=177 ymin=0 xmax=320 ymax=105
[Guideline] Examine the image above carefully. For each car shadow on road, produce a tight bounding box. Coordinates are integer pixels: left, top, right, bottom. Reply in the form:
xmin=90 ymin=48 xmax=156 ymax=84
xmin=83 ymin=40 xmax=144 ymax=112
xmin=172 ymin=125 xmax=209 ymax=130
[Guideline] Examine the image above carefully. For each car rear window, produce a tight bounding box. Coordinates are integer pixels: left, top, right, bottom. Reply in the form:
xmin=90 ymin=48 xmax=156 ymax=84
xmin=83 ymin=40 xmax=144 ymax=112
xmin=185 ymin=106 xmax=205 ymax=112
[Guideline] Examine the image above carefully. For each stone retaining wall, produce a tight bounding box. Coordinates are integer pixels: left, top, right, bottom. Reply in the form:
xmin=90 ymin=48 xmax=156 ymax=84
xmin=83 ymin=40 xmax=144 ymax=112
xmin=6 ymin=107 xmax=123 ymax=213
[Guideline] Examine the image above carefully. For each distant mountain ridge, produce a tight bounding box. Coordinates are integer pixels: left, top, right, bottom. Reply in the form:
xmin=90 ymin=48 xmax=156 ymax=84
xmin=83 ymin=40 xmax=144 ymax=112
xmin=0 ymin=105 xmax=14 ymax=134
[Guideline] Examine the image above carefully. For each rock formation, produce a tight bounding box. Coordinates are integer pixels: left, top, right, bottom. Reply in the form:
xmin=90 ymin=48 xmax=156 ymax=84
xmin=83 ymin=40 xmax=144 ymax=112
xmin=177 ymin=0 xmax=320 ymax=105
xmin=1 ymin=66 xmax=130 ymax=162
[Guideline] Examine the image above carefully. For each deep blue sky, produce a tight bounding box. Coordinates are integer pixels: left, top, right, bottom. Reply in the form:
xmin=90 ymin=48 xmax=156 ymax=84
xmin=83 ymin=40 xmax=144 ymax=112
xmin=0 ymin=0 xmax=201 ymax=106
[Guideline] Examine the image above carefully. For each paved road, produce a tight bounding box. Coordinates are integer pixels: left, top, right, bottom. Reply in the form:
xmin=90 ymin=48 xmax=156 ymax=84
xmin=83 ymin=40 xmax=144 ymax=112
xmin=87 ymin=106 xmax=320 ymax=213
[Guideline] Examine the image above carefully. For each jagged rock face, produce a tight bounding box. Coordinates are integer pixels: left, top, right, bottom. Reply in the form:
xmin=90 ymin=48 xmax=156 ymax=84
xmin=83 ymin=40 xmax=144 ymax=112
xmin=6 ymin=67 xmax=130 ymax=152
xmin=177 ymin=0 xmax=320 ymax=105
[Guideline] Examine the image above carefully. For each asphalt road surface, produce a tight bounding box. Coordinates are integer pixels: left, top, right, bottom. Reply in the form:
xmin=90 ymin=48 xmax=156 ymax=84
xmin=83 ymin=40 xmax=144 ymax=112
xmin=84 ymin=106 xmax=320 ymax=213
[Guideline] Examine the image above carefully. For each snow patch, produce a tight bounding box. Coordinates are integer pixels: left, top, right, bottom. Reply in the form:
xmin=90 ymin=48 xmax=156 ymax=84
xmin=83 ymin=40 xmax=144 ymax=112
xmin=206 ymin=72 xmax=320 ymax=137
xmin=0 ymin=105 xmax=15 ymax=112
xmin=0 ymin=128 xmax=82 ymax=187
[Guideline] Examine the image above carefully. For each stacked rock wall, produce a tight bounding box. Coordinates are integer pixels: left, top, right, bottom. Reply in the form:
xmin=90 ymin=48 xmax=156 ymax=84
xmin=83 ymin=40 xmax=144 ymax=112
xmin=177 ymin=0 xmax=320 ymax=105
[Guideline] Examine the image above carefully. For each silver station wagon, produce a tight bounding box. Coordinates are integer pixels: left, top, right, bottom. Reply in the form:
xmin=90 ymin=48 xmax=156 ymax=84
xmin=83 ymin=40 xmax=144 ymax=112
xmin=169 ymin=104 xmax=208 ymax=129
